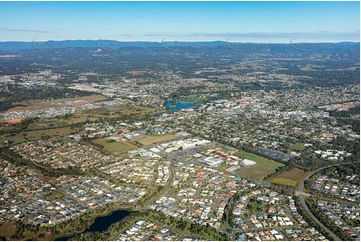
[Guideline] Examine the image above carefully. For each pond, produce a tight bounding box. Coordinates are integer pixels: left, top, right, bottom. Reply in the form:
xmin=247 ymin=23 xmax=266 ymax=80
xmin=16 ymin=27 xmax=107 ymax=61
xmin=87 ymin=210 xmax=131 ymax=232
xmin=164 ymin=95 xmax=195 ymax=111
xmin=54 ymin=210 xmax=131 ymax=240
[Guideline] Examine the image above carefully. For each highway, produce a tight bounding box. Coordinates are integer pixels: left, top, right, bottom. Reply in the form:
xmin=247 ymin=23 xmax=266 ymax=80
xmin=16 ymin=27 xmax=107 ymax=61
xmin=297 ymin=164 xmax=348 ymax=241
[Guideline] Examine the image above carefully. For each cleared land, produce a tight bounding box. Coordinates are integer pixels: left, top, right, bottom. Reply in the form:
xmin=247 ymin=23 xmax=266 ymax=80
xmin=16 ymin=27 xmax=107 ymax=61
xmin=269 ymin=168 xmax=307 ymax=187
xmin=234 ymin=151 xmax=284 ymax=180
xmin=137 ymin=134 xmax=178 ymax=146
xmin=92 ymin=138 xmax=137 ymax=153
xmin=3 ymin=118 xmax=25 ymax=124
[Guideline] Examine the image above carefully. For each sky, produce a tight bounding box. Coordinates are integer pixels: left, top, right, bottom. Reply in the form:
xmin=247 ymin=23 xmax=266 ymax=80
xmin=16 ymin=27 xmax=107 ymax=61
xmin=0 ymin=1 xmax=359 ymax=43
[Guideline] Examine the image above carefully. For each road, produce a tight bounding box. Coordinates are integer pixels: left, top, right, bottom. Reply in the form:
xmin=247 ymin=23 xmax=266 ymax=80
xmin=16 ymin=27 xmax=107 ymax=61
xmin=143 ymin=159 xmax=175 ymax=208
xmin=112 ymin=160 xmax=176 ymax=240
xmin=297 ymin=164 xmax=348 ymax=241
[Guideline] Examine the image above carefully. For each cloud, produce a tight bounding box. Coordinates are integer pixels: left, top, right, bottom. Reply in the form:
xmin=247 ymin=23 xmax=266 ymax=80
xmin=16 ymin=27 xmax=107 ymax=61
xmin=145 ymin=31 xmax=360 ymax=40
xmin=0 ymin=28 xmax=56 ymax=34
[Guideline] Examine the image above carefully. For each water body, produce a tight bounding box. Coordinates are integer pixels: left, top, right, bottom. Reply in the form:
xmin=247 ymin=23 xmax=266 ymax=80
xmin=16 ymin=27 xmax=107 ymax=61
xmin=54 ymin=210 xmax=131 ymax=240
xmin=165 ymin=95 xmax=195 ymax=111
xmin=87 ymin=210 xmax=131 ymax=232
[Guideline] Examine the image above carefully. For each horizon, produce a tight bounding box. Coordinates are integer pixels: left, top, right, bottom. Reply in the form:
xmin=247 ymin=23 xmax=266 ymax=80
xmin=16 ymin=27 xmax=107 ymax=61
xmin=1 ymin=39 xmax=360 ymax=44
xmin=0 ymin=1 xmax=359 ymax=43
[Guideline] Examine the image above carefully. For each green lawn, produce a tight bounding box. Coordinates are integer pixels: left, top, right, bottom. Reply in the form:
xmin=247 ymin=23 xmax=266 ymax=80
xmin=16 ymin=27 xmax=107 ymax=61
xmin=234 ymin=151 xmax=284 ymax=180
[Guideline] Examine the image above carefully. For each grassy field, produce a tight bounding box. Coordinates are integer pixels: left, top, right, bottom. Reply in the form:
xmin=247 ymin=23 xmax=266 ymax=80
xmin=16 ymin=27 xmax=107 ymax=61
xmin=268 ymin=168 xmax=307 ymax=187
xmin=0 ymin=101 xmax=156 ymax=148
xmin=269 ymin=177 xmax=298 ymax=186
xmin=0 ymin=127 xmax=74 ymax=146
xmin=0 ymin=221 xmax=55 ymax=240
xmin=186 ymin=94 xmax=208 ymax=103
xmin=84 ymin=103 xmax=156 ymax=118
xmin=44 ymin=190 xmax=65 ymax=201
xmin=289 ymin=143 xmax=305 ymax=151
xmin=92 ymin=138 xmax=137 ymax=153
xmin=6 ymin=94 xmax=108 ymax=112
xmin=234 ymin=151 xmax=284 ymax=181
xmin=25 ymin=127 xmax=74 ymax=137
xmin=137 ymin=134 xmax=178 ymax=146
xmin=0 ymin=222 xmax=16 ymax=240
xmin=26 ymin=116 xmax=97 ymax=130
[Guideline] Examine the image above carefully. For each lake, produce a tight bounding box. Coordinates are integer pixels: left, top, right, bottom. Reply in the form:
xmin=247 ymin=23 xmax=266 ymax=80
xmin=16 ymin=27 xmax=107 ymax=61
xmin=88 ymin=210 xmax=131 ymax=232
xmin=54 ymin=209 xmax=131 ymax=240
xmin=164 ymin=95 xmax=195 ymax=111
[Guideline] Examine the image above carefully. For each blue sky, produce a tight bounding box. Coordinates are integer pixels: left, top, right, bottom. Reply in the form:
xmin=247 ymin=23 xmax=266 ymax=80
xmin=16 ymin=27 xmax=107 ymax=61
xmin=0 ymin=1 xmax=359 ymax=42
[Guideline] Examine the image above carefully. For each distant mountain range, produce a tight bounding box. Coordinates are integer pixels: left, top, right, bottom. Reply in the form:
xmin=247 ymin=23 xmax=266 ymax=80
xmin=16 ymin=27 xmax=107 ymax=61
xmin=0 ymin=40 xmax=226 ymax=50
xmin=0 ymin=40 xmax=358 ymax=50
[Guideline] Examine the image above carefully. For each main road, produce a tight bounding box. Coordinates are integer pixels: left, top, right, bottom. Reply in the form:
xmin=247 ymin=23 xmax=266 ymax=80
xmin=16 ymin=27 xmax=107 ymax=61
xmin=297 ymin=164 xmax=351 ymax=241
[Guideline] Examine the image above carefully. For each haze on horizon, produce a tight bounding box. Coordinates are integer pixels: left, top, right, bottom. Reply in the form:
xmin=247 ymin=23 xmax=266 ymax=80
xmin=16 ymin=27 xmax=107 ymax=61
xmin=0 ymin=1 xmax=359 ymax=43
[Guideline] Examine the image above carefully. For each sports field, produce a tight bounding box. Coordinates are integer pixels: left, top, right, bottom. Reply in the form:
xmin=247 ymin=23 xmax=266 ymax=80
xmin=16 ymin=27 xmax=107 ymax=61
xmin=234 ymin=151 xmax=284 ymax=181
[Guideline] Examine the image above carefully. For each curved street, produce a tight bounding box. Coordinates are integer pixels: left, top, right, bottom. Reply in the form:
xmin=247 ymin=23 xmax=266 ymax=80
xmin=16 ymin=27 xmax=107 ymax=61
xmin=297 ymin=164 xmax=351 ymax=241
